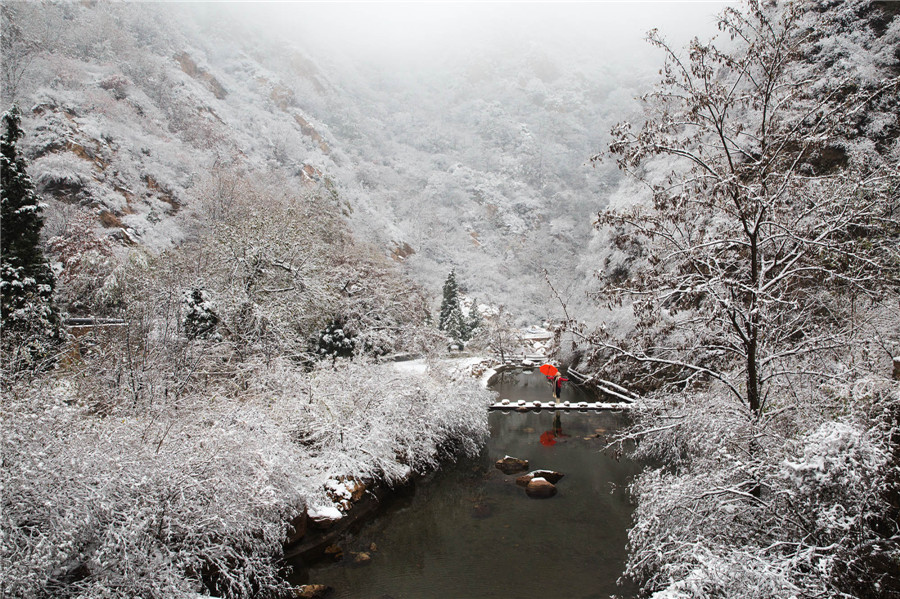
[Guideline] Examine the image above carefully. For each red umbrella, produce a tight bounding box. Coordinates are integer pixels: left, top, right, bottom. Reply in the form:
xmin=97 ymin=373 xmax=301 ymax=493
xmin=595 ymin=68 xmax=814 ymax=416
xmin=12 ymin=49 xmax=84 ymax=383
xmin=539 ymin=364 xmax=558 ymax=377
xmin=540 ymin=431 xmax=557 ymax=446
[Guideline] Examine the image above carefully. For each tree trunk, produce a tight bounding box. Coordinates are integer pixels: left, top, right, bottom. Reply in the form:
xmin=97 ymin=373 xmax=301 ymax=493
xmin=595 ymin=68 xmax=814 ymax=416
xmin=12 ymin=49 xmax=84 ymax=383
xmin=747 ymin=334 xmax=760 ymax=417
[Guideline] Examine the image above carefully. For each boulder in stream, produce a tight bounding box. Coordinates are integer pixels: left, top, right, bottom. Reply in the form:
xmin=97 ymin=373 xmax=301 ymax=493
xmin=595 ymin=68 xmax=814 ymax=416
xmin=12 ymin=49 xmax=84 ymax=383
xmin=308 ymin=505 xmax=343 ymax=530
xmin=323 ymin=544 xmax=344 ymax=561
xmin=517 ymin=470 xmax=565 ymax=487
xmin=293 ymin=584 xmax=333 ymax=598
xmin=495 ymin=455 xmax=529 ymax=475
xmin=525 ymin=477 xmax=558 ymax=499
xmin=351 ymin=551 xmax=372 ymax=566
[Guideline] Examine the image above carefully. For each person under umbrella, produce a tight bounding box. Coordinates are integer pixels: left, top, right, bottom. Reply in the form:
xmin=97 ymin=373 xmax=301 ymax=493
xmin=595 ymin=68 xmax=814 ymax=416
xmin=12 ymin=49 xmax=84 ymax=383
xmin=551 ymin=372 xmax=568 ymax=402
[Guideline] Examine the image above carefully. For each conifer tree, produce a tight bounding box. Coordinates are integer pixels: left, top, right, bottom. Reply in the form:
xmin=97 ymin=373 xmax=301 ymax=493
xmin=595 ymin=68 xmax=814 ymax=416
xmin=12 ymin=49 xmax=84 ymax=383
xmin=1 ymin=104 xmax=61 ymax=366
xmin=445 ymin=302 xmax=467 ymax=348
xmin=438 ymin=269 xmax=461 ymax=332
xmin=182 ymin=288 xmax=219 ymax=339
xmin=465 ymin=299 xmax=482 ymax=338
xmin=439 ymin=270 xmax=481 ymax=347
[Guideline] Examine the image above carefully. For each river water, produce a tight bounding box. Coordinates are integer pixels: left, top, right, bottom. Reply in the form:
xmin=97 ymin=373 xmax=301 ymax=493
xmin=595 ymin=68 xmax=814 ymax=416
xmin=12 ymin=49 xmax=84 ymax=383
xmin=296 ymin=369 xmax=643 ymax=598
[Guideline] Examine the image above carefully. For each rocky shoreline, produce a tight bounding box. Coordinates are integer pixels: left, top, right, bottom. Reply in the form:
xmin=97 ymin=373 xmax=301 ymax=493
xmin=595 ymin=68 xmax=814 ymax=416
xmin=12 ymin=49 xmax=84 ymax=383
xmin=283 ymin=475 xmax=414 ymax=566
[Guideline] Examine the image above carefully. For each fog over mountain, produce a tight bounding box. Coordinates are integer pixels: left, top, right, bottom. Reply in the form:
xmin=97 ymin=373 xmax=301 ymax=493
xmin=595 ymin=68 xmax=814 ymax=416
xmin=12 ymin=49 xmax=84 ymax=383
xmin=213 ymin=1 xmax=728 ymax=324
xmin=4 ymin=1 xmax=726 ymax=324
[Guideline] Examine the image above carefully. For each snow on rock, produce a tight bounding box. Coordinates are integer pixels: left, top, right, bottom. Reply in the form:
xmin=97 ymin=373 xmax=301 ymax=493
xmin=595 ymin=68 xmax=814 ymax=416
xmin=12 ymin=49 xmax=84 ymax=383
xmin=325 ymin=479 xmax=352 ymax=500
xmin=307 ymin=505 xmax=342 ymax=520
xmin=307 ymin=504 xmax=344 ymax=531
xmin=525 ymin=476 xmax=558 ymax=499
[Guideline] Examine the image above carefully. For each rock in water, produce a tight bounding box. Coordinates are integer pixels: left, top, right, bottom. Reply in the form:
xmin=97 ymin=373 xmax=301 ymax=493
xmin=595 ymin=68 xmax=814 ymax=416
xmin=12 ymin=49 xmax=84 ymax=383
xmin=324 ymin=544 xmax=344 ymax=561
xmin=293 ymin=584 xmax=333 ymax=598
xmin=495 ymin=456 xmax=529 ymax=474
xmin=516 ymin=470 xmax=565 ymax=487
xmin=525 ymin=477 xmax=557 ymax=499
xmin=351 ymin=551 xmax=372 ymax=566
xmin=531 ymin=469 xmax=565 ymax=484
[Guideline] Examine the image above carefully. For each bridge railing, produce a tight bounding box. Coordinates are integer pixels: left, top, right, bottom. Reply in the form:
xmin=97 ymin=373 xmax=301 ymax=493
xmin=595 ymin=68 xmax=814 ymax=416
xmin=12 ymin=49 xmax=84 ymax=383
xmin=568 ymin=367 xmax=638 ymax=404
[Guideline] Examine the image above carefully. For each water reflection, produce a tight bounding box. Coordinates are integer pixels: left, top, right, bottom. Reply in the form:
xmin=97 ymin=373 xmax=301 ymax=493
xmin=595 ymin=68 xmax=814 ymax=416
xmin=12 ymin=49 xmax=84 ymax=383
xmin=296 ymin=370 xmax=643 ymax=599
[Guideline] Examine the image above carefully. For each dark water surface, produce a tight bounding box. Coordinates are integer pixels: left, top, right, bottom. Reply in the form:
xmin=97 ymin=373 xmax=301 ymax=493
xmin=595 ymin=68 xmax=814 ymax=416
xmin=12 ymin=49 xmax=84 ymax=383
xmin=298 ymin=370 xmax=642 ymax=599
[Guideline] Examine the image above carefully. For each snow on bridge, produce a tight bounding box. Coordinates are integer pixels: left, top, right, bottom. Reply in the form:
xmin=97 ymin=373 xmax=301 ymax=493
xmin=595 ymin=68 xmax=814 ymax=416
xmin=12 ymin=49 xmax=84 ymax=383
xmin=489 ymin=398 xmax=630 ymax=412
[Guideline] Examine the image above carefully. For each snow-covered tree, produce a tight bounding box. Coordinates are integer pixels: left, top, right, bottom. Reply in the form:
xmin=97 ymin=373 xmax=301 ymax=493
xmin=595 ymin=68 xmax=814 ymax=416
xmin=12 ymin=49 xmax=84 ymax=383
xmin=438 ymin=269 xmax=462 ymax=332
xmin=466 ymin=302 xmax=520 ymax=363
xmin=465 ymin=298 xmax=483 ymax=338
xmin=438 ymin=269 xmax=479 ymax=347
xmin=444 ymin=302 xmax=468 ymax=349
xmin=326 ymin=242 xmax=437 ymax=358
xmin=590 ymin=2 xmax=900 ymax=596
xmin=181 ymin=287 xmax=219 ymax=340
xmin=1 ymin=104 xmax=61 ymax=369
xmin=312 ymin=316 xmax=355 ymax=359
xmin=0 ymin=5 xmax=37 ymax=104
xmin=189 ymin=174 xmax=340 ymax=359
xmin=592 ymin=0 xmax=900 ymax=418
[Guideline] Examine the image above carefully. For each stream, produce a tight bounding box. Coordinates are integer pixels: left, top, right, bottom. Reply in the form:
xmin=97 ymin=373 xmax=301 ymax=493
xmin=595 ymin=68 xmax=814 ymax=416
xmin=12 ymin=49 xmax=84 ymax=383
xmin=291 ymin=369 xmax=643 ymax=598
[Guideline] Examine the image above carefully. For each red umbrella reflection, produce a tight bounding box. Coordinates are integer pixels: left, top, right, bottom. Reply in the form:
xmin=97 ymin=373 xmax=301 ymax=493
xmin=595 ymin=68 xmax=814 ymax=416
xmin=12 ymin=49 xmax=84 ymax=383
xmin=539 ymin=431 xmax=557 ymax=446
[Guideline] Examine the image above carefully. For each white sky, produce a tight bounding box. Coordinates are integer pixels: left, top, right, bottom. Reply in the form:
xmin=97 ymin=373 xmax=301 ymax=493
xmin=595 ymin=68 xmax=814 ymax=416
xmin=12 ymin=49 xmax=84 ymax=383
xmin=223 ymin=2 xmax=733 ymax=70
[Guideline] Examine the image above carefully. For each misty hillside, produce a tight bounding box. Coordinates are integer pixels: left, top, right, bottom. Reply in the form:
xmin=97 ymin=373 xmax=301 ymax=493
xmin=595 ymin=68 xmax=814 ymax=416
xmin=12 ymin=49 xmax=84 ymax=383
xmin=2 ymin=1 xmax=666 ymax=323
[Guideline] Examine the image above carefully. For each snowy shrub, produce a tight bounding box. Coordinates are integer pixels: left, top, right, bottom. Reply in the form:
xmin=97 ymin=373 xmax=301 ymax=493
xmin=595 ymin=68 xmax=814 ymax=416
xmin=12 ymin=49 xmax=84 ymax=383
xmin=181 ymin=287 xmax=219 ymax=340
xmin=0 ymin=380 xmax=305 ymax=599
xmin=250 ymin=357 xmax=491 ymax=507
xmin=47 ymin=209 xmax=116 ymax=315
xmin=29 ymin=152 xmax=94 ymax=201
xmin=782 ymin=421 xmax=886 ymax=534
xmin=1 ymin=303 xmax=493 ymax=598
xmin=98 ymin=73 xmax=131 ymax=100
xmin=622 ymin=383 xmax=899 ymax=599
xmin=311 ymin=317 xmax=356 ymax=359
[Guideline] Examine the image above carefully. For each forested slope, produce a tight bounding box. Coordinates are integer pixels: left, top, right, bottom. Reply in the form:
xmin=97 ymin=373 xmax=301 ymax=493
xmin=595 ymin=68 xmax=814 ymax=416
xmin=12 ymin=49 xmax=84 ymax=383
xmin=1 ymin=2 xmax=651 ymax=323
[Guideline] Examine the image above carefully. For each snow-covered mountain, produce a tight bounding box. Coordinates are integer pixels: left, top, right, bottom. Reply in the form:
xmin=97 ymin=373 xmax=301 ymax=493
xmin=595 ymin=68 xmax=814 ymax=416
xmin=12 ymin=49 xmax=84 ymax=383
xmin=3 ymin=2 xmax=714 ymax=323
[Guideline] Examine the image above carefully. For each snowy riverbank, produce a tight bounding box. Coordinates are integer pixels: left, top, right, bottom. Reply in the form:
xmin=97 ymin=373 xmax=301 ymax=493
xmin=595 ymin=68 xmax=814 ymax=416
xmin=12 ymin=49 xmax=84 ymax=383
xmin=1 ymin=356 xmax=495 ymax=598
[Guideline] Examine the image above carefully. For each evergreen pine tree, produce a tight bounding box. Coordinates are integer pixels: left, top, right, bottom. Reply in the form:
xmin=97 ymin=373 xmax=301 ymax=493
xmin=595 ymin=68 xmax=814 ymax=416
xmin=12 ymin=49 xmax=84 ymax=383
xmin=465 ymin=298 xmax=482 ymax=338
xmin=439 ymin=270 xmax=480 ymax=347
xmin=445 ymin=302 xmax=467 ymax=348
xmin=438 ymin=269 xmax=460 ymax=332
xmin=1 ymin=104 xmax=61 ymax=366
xmin=182 ymin=288 xmax=219 ymax=339
xmin=312 ymin=317 xmax=356 ymax=359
